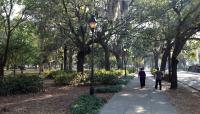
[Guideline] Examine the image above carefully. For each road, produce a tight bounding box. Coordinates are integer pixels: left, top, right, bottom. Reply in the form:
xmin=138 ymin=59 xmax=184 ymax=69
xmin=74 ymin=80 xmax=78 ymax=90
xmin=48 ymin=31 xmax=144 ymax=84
xmin=178 ymin=71 xmax=200 ymax=91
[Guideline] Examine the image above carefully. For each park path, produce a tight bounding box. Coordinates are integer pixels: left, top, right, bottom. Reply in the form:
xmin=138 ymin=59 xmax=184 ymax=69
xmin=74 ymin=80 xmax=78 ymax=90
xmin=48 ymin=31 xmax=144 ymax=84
xmin=100 ymin=75 xmax=177 ymax=114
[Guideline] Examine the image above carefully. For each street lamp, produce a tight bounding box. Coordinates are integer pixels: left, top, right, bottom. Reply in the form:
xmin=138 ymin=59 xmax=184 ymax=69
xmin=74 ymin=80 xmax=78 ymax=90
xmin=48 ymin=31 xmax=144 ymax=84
xmin=123 ymin=48 xmax=128 ymax=77
xmin=89 ymin=14 xmax=97 ymax=95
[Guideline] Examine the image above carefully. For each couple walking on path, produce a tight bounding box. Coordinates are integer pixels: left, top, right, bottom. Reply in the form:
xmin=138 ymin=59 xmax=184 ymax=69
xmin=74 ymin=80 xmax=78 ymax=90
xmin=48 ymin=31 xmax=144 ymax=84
xmin=100 ymin=71 xmax=177 ymax=114
xmin=138 ymin=67 xmax=163 ymax=90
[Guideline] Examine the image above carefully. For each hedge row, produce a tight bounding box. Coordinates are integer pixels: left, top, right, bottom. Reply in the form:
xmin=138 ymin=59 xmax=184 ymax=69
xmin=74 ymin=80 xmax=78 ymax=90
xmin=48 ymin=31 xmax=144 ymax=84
xmin=0 ymin=74 xmax=43 ymax=96
xmin=51 ymin=69 xmax=127 ymax=86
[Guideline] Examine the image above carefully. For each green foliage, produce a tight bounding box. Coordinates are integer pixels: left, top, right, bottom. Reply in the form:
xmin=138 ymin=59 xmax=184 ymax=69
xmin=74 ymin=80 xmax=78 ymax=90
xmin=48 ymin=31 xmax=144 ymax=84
xmin=54 ymin=71 xmax=89 ymax=86
xmin=127 ymin=67 xmax=136 ymax=73
xmin=96 ymin=85 xmax=122 ymax=93
xmin=0 ymin=74 xmax=44 ymax=96
xmin=94 ymin=70 xmax=120 ymax=85
xmin=43 ymin=70 xmax=68 ymax=79
xmin=69 ymin=95 xmax=104 ymax=114
xmin=150 ymin=68 xmax=157 ymax=76
xmin=94 ymin=69 xmax=131 ymax=85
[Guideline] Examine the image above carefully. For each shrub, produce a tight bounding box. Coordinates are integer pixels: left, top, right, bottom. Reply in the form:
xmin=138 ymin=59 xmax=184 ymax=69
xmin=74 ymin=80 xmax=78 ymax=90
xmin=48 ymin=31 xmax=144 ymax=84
xmin=69 ymin=95 xmax=104 ymax=114
xmin=94 ymin=70 xmax=119 ymax=85
xmin=150 ymin=68 xmax=157 ymax=76
xmin=128 ymin=67 xmax=136 ymax=73
xmin=70 ymin=72 xmax=89 ymax=86
xmin=94 ymin=69 xmax=131 ymax=85
xmin=42 ymin=69 xmax=52 ymax=78
xmin=0 ymin=74 xmax=44 ymax=96
xmin=96 ymin=85 xmax=122 ymax=93
xmin=43 ymin=70 xmax=70 ymax=79
xmin=54 ymin=71 xmax=74 ymax=85
xmin=54 ymin=72 xmax=89 ymax=86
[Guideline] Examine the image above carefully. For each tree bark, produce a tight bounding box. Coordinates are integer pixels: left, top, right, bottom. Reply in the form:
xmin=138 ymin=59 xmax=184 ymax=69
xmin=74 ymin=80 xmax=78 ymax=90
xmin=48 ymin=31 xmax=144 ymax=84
xmin=115 ymin=54 xmax=122 ymax=69
xmin=171 ymin=57 xmax=178 ymax=89
xmin=168 ymin=53 xmax=172 ymax=82
xmin=170 ymin=38 xmax=186 ymax=89
xmin=160 ymin=50 xmax=168 ymax=71
xmin=0 ymin=62 xmax=4 ymax=79
xmin=104 ymin=46 xmax=111 ymax=70
xmin=160 ymin=44 xmax=171 ymax=71
xmin=153 ymin=52 xmax=159 ymax=69
xmin=60 ymin=64 xmax=63 ymax=70
xmin=64 ymin=44 xmax=68 ymax=72
xmin=68 ymin=48 xmax=73 ymax=71
xmin=77 ymin=51 xmax=85 ymax=72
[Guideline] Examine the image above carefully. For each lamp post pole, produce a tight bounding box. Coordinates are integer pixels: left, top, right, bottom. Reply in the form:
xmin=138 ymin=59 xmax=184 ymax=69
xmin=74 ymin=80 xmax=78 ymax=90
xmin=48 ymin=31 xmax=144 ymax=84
xmin=89 ymin=14 xmax=97 ymax=95
xmin=90 ymin=29 xmax=95 ymax=95
xmin=123 ymin=49 xmax=127 ymax=77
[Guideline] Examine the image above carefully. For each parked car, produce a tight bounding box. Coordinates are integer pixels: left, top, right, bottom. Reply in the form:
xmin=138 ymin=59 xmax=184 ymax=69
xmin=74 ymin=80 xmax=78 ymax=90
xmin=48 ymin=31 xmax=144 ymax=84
xmin=188 ymin=65 xmax=200 ymax=73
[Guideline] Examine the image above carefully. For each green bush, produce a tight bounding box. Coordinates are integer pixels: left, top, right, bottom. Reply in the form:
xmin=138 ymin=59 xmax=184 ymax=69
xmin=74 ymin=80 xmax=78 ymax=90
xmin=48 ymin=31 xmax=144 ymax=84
xmin=54 ymin=72 xmax=89 ymax=86
xmin=94 ymin=70 xmax=119 ymax=85
xmin=54 ymin=71 xmax=74 ymax=85
xmin=150 ymin=68 xmax=157 ymax=76
xmin=128 ymin=67 xmax=136 ymax=73
xmin=70 ymin=72 xmax=89 ymax=85
xmin=96 ymin=85 xmax=122 ymax=93
xmin=69 ymin=95 xmax=104 ymax=114
xmin=0 ymin=74 xmax=44 ymax=96
xmin=42 ymin=69 xmax=52 ymax=78
xmin=94 ymin=69 xmax=131 ymax=85
xmin=110 ymin=69 xmax=128 ymax=76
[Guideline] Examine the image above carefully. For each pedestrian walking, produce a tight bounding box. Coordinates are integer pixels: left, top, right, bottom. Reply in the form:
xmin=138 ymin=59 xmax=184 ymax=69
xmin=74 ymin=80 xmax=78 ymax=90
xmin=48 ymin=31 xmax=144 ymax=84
xmin=155 ymin=68 xmax=163 ymax=90
xmin=138 ymin=67 xmax=146 ymax=88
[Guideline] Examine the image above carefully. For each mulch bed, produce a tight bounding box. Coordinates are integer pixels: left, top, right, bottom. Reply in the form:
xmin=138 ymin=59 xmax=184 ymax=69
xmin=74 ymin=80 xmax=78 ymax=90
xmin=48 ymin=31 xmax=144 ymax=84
xmin=162 ymin=81 xmax=200 ymax=114
xmin=0 ymin=80 xmax=114 ymax=114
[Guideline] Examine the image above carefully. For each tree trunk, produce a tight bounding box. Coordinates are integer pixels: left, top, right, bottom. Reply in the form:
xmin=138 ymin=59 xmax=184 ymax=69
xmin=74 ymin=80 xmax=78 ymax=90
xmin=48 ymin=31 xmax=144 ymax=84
xmin=60 ymin=64 xmax=63 ymax=70
xmin=0 ymin=62 xmax=4 ymax=79
xmin=20 ymin=69 xmax=23 ymax=74
xmin=160 ymin=47 xmax=171 ymax=71
xmin=39 ymin=64 xmax=43 ymax=74
xmin=104 ymin=47 xmax=111 ymax=70
xmin=64 ymin=45 xmax=68 ymax=71
xmin=170 ymin=38 xmax=186 ymax=89
xmin=77 ymin=51 xmax=85 ymax=72
xmin=160 ymin=53 xmax=168 ymax=71
xmin=115 ymin=54 xmax=122 ymax=69
xmin=171 ymin=57 xmax=179 ymax=89
xmin=6 ymin=65 xmax=9 ymax=70
xmin=68 ymin=48 xmax=73 ymax=71
xmin=168 ymin=53 xmax=172 ymax=82
xmin=154 ymin=53 xmax=159 ymax=69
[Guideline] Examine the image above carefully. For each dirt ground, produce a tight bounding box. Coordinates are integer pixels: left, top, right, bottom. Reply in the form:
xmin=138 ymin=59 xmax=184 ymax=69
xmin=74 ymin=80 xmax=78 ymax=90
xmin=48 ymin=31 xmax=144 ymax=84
xmin=163 ymin=81 xmax=200 ymax=114
xmin=0 ymin=80 xmax=114 ymax=114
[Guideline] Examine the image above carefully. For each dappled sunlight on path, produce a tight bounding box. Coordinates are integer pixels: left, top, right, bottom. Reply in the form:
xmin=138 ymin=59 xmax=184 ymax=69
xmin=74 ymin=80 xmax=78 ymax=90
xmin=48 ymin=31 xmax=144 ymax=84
xmin=100 ymin=76 xmax=177 ymax=114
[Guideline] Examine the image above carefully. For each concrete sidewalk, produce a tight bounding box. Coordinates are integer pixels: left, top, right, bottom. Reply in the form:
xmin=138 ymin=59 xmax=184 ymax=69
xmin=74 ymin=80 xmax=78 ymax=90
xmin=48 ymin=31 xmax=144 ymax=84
xmin=100 ymin=76 xmax=177 ymax=114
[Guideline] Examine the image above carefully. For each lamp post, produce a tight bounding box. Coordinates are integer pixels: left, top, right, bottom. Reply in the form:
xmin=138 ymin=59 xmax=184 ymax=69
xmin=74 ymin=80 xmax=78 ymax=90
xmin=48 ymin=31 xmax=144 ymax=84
xmin=123 ymin=48 xmax=128 ymax=77
xmin=89 ymin=14 xmax=97 ymax=95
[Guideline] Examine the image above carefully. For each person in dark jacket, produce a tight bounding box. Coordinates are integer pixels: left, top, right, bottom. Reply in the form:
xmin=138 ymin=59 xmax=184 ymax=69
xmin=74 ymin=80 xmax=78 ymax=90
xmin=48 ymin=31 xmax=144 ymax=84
xmin=138 ymin=67 xmax=146 ymax=88
xmin=155 ymin=68 xmax=163 ymax=90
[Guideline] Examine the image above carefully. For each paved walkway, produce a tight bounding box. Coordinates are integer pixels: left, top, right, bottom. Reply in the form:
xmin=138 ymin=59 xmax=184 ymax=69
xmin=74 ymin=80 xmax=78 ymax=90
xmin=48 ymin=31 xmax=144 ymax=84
xmin=100 ymin=76 xmax=177 ymax=114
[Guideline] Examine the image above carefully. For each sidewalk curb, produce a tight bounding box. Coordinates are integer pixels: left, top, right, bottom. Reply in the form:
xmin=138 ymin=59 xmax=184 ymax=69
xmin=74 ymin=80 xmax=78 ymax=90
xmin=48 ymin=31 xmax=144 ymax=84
xmin=178 ymin=81 xmax=200 ymax=95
